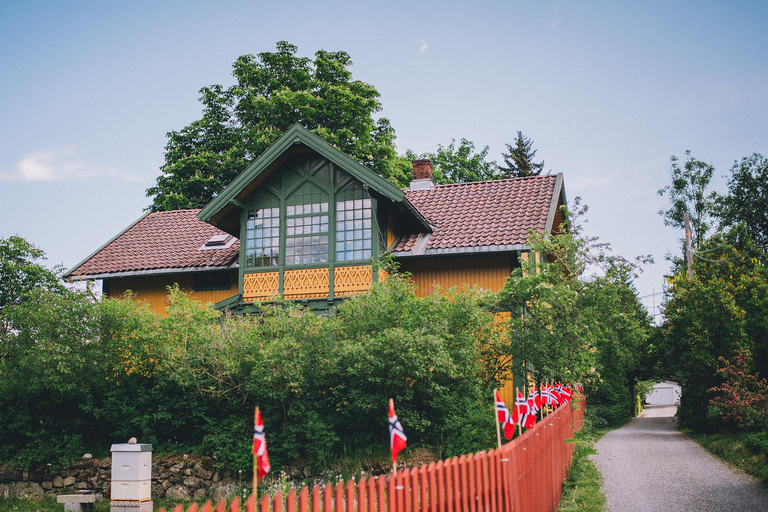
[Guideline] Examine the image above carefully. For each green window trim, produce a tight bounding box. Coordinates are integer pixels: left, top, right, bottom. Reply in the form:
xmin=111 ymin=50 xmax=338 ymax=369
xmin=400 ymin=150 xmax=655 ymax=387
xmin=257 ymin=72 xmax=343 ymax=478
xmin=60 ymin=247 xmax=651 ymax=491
xmin=239 ymin=156 xmax=382 ymax=300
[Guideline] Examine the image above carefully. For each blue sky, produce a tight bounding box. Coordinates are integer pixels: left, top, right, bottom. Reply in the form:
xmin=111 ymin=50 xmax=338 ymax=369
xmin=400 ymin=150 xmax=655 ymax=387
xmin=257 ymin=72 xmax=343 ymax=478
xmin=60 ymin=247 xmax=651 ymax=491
xmin=1 ymin=1 xmax=767 ymax=318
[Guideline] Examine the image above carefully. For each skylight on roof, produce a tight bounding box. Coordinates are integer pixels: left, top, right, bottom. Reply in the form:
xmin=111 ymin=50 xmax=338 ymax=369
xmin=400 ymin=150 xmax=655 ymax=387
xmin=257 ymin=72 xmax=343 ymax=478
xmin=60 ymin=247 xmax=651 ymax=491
xmin=199 ymin=234 xmax=235 ymax=251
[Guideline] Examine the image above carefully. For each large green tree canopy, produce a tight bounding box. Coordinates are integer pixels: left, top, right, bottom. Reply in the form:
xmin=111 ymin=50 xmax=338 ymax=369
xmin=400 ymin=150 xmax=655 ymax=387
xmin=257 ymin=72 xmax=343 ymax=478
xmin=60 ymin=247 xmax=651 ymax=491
xmin=717 ymin=153 xmax=768 ymax=251
xmin=146 ymin=42 xmax=405 ymax=211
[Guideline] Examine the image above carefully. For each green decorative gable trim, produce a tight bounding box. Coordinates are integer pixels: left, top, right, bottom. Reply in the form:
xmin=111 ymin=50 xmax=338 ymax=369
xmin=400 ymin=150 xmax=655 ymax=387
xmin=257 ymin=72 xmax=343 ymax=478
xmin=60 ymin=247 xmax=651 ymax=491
xmin=198 ymin=124 xmax=428 ymax=234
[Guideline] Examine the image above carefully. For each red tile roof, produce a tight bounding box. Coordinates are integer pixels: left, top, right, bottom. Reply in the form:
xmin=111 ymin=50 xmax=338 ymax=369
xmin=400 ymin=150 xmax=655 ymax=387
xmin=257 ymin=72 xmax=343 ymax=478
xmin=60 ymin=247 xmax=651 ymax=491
xmin=66 ymin=210 xmax=239 ymax=278
xmin=394 ymin=175 xmax=558 ymax=254
xmin=67 ymin=176 xmax=560 ymax=277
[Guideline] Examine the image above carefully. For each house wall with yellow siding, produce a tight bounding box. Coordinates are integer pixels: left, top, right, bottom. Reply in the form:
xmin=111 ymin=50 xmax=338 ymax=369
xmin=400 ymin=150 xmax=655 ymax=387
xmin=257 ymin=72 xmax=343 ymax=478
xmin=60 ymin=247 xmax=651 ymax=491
xmin=105 ymin=271 xmax=238 ymax=315
xmin=398 ymin=253 xmax=513 ymax=297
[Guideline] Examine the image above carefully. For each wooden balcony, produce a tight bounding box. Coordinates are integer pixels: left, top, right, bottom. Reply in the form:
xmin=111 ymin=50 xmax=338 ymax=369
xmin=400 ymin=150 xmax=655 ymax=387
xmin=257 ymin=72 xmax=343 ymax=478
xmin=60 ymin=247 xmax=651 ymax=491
xmin=242 ymin=265 xmax=385 ymax=303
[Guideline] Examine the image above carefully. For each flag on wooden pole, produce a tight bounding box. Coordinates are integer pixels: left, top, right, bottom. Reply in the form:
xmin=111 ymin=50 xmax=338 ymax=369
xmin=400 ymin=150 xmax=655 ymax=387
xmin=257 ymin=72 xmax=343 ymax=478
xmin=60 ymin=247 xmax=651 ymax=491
xmin=389 ymin=399 xmax=407 ymax=471
xmin=252 ymin=407 xmax=270 ymax=490
xmin=494 ymin=389 xmax=515 ymax=441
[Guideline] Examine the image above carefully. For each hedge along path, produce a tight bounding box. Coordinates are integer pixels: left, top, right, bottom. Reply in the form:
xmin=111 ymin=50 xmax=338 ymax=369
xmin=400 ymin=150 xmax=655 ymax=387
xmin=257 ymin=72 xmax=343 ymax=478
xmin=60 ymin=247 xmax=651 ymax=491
xmin=160 ymin=399 xmax=584 ymax=512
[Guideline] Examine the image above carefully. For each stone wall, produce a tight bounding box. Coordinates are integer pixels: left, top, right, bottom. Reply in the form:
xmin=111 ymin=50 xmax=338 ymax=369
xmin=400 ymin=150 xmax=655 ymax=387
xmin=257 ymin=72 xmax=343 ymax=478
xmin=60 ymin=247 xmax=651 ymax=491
xmin=0 ymin=455 xmax=244 ymax=502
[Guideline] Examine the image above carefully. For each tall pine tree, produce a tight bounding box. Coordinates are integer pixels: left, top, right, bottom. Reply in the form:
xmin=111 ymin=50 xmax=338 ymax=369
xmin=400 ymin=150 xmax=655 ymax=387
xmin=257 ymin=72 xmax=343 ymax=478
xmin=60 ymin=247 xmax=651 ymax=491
xmin=499 ymin=131 xmax=545 ymax=178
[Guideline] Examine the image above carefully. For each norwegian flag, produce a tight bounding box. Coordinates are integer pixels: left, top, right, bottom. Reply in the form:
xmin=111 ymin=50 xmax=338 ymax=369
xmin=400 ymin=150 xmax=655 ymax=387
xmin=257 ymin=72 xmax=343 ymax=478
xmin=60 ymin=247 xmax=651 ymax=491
xmin=511 ymin=388 xmax=529 ymax=425
xmin=527 ymin=392 xmax=540 ymax=415
xmin=563 ymin=383 xmax=574 ymax=401
xmin=557 ymin=383 xmax=570 ymax=404
xmin=542 ymin=383 xmax=558 ymax=406
xmin=521 ymin=408 xmax=536 ymax=429
xmin=495 ymin=390 xmax=515 ymax=440
xmin=252 ymin=408 xmax=270 ymax=481
xmin=530 ymin=384 xmax=543 ymax=410
xmin=576 ymin=382 xmax=584 ymax=393
xmin=389 ymin=399 xmax=407 ymax=463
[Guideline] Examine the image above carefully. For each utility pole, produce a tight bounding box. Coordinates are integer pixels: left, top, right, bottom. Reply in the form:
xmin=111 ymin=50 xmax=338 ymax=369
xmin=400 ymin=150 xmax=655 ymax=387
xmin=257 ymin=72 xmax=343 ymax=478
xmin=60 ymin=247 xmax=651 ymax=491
xmin=684 ymin=212 xmax=693 ymax=279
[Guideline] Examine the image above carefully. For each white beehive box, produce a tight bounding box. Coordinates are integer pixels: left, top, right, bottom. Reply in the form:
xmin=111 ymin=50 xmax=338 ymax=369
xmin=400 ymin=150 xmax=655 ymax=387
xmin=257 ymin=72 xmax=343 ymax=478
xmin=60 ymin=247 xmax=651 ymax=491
xmin=110 ymin=442 xmax=152 ymax=501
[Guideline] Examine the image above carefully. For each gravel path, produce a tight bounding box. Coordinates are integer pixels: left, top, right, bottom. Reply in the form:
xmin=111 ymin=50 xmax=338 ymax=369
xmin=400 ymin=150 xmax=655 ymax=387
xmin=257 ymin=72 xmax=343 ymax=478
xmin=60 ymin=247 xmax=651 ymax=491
xmin=591 ymin=405 xmax=768 ymax=511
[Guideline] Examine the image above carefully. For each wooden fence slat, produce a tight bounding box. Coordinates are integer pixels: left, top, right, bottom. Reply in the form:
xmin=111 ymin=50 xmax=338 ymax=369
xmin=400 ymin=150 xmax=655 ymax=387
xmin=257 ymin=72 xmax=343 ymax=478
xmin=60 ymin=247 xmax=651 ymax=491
xmin=273 ymin=490 xmax=284 ymax=512
xmin=229 ymin=496 xmax=241 ymax=512
xmin=189 ymin=503 xmax=199 ymax=512
xmin=400 ymin=470 xmax=409 ymax=512
xmin=410 ymin=466 xmax=419 ymax=512
xmin=214 ymin=499 xmax=226 ymax=512
xmin=287 ymin=489 xmax=297 ymax=512
xmin=246 ymin=493 xmax=256 ymax=512
xmin=376 ymin=475 xmax=386 ymax=512
xmin=311 ymin=484 xmax=321 ymax=512
xmin=477 ymin=450 xmax=489 ymax=512
xmin=335 ymin=481 xmax=344 ymax=512
xmin=467 ymin=453 xmax=477 ymax=512
xmin=445 ymin=457 xmax=453 ymax=512
xmin=434 ymin=460 xmax=445 ymax=512
xmin=299 ymin=486 xmax=309 ymax=512
xmin=364 ymin=476 xmax=372 ymax=512
xmin=357 ymin=478 xmax=367 ymax=512
xmin=323 ymin=483 xmax=333 ymax=511
xmin=458 ymin=455 xmax=468 ymax=512
xmin=425 ymin=462 xmax=436 ymax=512
xmin=260 ymin=493 xmax=271 ymax=512
xmin=347 ymin=479 xmax=356 ymax=512
xmin=488 ymin=450 xmax=498 ymax=512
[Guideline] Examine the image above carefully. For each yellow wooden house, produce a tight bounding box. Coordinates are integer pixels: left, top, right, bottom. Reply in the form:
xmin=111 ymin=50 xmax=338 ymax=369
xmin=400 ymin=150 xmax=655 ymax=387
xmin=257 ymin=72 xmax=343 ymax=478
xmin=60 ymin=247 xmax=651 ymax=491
xmin=65 ymin=125 xmax=566 ymax=316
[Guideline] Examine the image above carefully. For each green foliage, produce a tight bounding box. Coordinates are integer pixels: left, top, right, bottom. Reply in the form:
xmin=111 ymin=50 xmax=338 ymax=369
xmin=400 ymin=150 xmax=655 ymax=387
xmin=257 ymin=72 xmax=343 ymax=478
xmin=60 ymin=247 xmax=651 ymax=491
xmin=499 ymin=131 xmax=545 ymax=178
xmin=557 ymin=416 xmax=610 ymax=512
xmin=495 ymin=201 xmax=652 ymax=426
xmin=657 ymin=150 xmax=718 ymax=251
xmin=683 ymin=428 xmax=768 ymax=484
xmin=708 ymin=350 xmax=768 ymax=431
xmin=161 ymin=274 xmax=496 ymax=468
xmin=718 ymin=153 xmax=768 ymax=251
xmin=660 ymin=226 xmax=768 ymax=429
xmin=421 ymin=138 xmax=502 ymax=184
xmin=146 ymin=41 xmax=403 ymax=210
xmin=0 ymin=235 xmax=64 ymax=336
xmin=0 ymin=268 xmax=498 ymax=472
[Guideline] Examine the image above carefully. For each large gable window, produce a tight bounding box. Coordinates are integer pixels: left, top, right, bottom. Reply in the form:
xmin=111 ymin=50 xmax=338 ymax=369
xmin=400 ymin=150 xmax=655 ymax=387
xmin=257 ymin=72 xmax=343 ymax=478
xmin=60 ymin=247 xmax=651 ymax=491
xmin=336 ymin=182 xmax=372 ymax=262
xmin=286 ymin=183 xmax=329 ymax=265
xmin=245 ymin=192 xmax=280 ymax=268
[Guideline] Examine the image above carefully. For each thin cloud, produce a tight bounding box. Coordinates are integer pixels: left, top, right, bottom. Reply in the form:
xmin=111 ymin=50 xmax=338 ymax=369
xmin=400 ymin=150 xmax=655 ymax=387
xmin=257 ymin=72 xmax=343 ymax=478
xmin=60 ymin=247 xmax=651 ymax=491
xmin=416 ymin=39 xmax=429 ymax=54
xmin=1 ymin=147 xmax=146 ymax=183
xmin=550 ymin=6 xmax=561 ymax=30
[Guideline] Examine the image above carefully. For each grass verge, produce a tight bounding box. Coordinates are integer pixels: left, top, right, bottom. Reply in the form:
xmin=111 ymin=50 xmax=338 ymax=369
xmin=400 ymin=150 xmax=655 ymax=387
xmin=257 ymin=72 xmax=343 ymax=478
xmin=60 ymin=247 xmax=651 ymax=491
xmin=681 ymin=428 xmax=768 ymax=485
xmin=557 ymin=421 xmax=612 ymax=512
xmin=0 ymin=497 xmax=190 ymax=512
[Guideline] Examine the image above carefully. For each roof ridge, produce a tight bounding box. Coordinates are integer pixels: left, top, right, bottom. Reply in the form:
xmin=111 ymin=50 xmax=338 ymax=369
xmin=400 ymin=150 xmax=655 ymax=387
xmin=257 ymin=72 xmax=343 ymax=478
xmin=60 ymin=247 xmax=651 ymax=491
xmin=148 ymin=208 xmax=202 ymax=215
xmin=403 ymin=174 xmax=556 ymax=192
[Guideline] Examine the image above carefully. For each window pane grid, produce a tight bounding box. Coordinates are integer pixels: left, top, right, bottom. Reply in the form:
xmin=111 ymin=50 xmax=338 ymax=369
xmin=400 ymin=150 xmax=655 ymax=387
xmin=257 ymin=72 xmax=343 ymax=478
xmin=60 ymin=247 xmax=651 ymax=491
xmin=245 ymin=207 xmax=280 ymax=267
xmin=336 ymin=185 xmax=372 ymax=262
xmin=286 ymin=184 xmax=329 ymax=265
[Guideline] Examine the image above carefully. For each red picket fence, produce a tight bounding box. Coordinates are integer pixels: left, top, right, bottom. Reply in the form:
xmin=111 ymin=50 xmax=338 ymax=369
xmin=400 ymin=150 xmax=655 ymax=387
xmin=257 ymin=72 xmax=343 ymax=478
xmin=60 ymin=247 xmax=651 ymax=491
xmin=160 ymin=399 xmax=584 ymax=512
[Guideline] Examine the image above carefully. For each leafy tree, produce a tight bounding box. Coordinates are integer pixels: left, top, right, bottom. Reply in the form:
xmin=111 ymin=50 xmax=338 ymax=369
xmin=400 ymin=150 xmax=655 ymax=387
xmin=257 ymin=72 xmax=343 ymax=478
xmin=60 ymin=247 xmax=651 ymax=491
xmin=0 ymin=236 xmax=63 ymax=310
xmin=0 ymin=236 xmax=64 ymax=337
xmin=146 ymin=41 xmax=404 ymax=211
xmin=657 ymin=151 xmax=718 ymax=250
xmin=660 ymin=226 xmax=768 ymax=428
xmin=495 ymin=200 xmax=652 ymax=425
xmin=499 ymin=131 xmax=545 ymax=178
xmin=718 ymin=153 xmax=768 ymax=251
xmin=422 ymin=138 xmax=502 ymax=184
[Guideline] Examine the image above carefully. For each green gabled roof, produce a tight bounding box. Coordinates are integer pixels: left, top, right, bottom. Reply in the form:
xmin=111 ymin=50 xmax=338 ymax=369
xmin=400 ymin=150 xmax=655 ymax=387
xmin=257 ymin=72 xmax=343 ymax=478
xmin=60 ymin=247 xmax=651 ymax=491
xmin=199 ymin=124 xmax=426 ymax=232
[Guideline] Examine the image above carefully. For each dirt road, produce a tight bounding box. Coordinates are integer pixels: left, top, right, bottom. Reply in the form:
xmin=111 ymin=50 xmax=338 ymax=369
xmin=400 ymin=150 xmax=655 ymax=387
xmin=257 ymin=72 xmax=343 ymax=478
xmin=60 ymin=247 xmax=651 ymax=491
xmin=592 ymin=405 xmax=768 ymax=511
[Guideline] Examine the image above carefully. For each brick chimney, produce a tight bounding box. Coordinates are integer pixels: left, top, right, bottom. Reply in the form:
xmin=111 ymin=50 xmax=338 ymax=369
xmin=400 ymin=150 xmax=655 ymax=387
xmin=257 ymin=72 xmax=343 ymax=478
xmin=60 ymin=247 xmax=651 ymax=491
xmin=410 ymin=159 xmax=434 ymax=190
